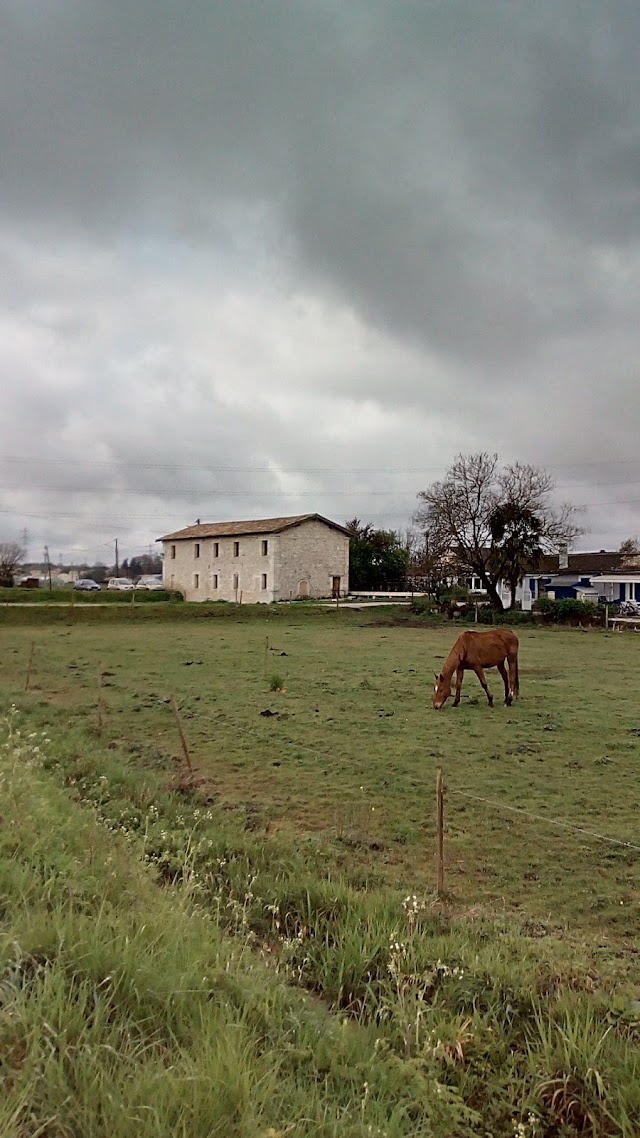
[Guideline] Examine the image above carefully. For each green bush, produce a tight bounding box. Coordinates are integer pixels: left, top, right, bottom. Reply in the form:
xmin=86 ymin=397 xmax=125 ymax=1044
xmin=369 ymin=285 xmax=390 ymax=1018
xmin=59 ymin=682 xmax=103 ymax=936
xmin=477 ymin=607 xmax=537 ymax=625
xmin=409 ymin=597 xmax=439 ymax=616
xmin=533 ymin=597 xmax=601 ymax=625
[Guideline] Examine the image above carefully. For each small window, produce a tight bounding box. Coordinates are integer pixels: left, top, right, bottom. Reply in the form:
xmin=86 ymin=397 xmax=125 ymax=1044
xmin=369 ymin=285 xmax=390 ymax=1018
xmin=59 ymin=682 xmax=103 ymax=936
xmin=213 ymin=574 xmax=218 ymax=589
xmin=194 ymin=543 xmax=200 ymax=559
xmin=214 ymin=542 xmax=219 ymax=557
xmin=233 ymin=573 xmax=239 ymax=591
xmin=233 ymin=541 xmax=240 ymax=557
xmin=194 ymin=573 xmax=200 ymax=589
xmin=262 ymin=539 xmax=268 ymax=556
xmin=170 ymin=545 xmax=176 ymax=559
xmin=261 ymin=573 xmax=267 ymax=590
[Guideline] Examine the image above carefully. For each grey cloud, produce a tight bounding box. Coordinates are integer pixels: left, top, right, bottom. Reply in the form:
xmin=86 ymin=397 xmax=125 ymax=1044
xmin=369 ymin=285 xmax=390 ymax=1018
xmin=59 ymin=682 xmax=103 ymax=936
xmin=1 ymin=1 xmax=640 ymax=557
xmin=3 ymin=0 xmax=639 ymax=362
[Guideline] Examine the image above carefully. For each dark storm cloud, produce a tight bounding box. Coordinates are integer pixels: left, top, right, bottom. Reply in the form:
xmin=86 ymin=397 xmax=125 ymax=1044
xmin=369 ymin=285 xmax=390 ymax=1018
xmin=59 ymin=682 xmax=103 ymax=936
xmin=3 ymin=0 xmax=640 ymax=363
xmin=1 ymin=0 xmax=640 ymax=556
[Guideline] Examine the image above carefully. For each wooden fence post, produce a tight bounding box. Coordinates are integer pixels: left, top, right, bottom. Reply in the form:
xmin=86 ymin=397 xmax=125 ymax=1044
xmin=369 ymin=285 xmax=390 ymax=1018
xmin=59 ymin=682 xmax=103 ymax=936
xmin=96 ymin=667 xmax=103 ymax=733
xmin=436 ymin=767 xmax=444 ymax=894
xmin=171 ymin=694 xmax=193 ymax=775
xmin=24 ymin=642 xmax=35 ymax=692
xmin=264 ymin=636 xmax=269 ymax=677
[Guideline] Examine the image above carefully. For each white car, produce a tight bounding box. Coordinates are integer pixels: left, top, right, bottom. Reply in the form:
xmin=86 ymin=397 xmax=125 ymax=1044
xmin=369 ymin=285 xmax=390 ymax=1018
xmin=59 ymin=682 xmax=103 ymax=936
xmin=135 ymin=575 xmax=164 ymax=590
xmin=107 ymin=577 xmax=135 ymax=591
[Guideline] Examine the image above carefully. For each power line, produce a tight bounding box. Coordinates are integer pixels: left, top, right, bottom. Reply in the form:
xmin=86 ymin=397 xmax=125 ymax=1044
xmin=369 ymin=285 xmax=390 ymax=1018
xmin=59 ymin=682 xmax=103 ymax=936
xmin=5 ymin=478 xmax=640 ymax=495
xmin=4 ymin=452 xmax=640 ymax=477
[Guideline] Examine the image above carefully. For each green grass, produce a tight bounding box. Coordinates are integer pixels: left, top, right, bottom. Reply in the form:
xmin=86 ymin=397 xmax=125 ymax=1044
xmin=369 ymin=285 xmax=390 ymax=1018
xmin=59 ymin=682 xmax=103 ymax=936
xmin=1 ymin=607 xmax=640 ymax=1135
xmin=3 ymin=715 xmax=494 ymax=1136
xmin=0 ymin=585 xmax=181 ymax=604
xmin=2 ymin=609 xmax=638 ymax=941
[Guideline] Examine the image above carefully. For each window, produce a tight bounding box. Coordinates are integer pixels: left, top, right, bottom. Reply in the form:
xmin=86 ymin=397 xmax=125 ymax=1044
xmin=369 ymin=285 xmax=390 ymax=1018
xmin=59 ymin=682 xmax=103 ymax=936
xmin=261 ymin=539 xmax=268 ymax=556
xmin=233 ymin=573 xmax=239 ymax=591
xmin=194 ymin=543 xmax=200 ymax=559
xmin=194 ymin=574 xmax=200 ymax=589
xmin=261 ymin=573 xmax=267 ymax=590
xmin=213 ymin=574 xmax=218 ymax=589
xmin=214 ymin=542 xmax=219 ymax=557
xmin=170 ymin=545 xmax=176 ymax=559
xmin=233 ymin=541 xmax=240 ymax=557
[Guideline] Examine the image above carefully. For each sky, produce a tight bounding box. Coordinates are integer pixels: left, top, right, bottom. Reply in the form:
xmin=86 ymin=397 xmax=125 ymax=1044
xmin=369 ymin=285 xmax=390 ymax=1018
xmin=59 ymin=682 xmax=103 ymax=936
xmin=2 ymin=0 xmax=640 ymax=566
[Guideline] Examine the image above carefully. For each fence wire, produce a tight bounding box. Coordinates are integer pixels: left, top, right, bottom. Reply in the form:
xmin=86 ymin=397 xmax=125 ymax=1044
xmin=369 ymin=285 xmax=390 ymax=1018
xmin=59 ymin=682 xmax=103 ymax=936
xmin=447 ymin=786 xmax=640 ymax=853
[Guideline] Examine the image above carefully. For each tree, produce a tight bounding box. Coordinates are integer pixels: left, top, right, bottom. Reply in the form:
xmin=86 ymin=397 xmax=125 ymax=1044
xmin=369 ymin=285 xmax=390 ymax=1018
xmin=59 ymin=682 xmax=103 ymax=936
xmin=129 ymin=553 xmax=162 ymax=577
xmin=345 ymin=519 xmax=409 ymax=591
xmin=405 ymin=524 xmax=454 ymax=599
xmin=619 ymin=537 xmax=640 ymax=557
xmin=0 ymin=541 xmax=25 ymax=587
xmin=489 ymin=501 xmax=543 ymax=610
xmin=413 ymin=453 xmax=584 ymax=611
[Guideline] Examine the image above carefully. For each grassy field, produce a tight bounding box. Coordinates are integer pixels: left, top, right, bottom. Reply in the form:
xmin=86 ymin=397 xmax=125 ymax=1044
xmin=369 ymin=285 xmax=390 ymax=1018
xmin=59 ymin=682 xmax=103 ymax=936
xmin=1 ymin=607 xmax=639 ymax=941
xmin=2 ymin=605 xmax=640 ymax=1135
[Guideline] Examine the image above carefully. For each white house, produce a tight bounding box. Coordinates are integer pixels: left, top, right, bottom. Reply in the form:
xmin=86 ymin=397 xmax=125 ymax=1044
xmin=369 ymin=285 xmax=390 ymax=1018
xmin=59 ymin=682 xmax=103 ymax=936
xmin=464 ymin=551 xmax=626 ymax=610
xmin=158 ymin=514 xmax=350 ymax=603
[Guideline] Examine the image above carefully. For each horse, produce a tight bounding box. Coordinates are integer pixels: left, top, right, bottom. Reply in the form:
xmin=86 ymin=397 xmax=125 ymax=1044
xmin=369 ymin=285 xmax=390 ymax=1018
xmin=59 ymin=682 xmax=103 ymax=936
xmin=432 ymin=628 xmax=519 ymax=709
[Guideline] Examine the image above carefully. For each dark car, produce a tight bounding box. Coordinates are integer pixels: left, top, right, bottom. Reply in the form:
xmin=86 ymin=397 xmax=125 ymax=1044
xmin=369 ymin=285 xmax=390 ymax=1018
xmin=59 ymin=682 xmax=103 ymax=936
xmin=74 ymin=578 xmax=102 ymax=591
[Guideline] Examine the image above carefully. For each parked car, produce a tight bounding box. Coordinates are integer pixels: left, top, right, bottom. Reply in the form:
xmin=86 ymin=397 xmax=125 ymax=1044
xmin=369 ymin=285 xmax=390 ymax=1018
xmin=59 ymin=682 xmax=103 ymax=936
xmin=107 ymin=577 xmax=134 ymax=591
xmin=73 ymin=578 xmax=102 ymax=591
xmin=135 ymin=575 xmax=164 ymax=590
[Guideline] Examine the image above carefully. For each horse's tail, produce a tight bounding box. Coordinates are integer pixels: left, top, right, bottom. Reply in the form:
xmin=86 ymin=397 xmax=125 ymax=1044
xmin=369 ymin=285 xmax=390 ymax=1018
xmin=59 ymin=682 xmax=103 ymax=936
xmin=513 ymin=654 xmax=520 ymax=699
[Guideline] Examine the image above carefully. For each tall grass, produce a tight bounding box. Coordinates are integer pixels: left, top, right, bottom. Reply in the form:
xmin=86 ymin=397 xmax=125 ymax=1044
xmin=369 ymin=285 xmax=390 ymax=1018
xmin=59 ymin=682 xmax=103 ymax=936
xmin=2 ymin=701 xmax=639 ymax=1135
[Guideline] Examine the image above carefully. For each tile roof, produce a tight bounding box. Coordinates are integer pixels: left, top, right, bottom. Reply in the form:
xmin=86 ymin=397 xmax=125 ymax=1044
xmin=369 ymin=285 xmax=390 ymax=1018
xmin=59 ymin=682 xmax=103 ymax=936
xmin=457 ymin=549 xmax=626 ymax=576
xmin=158 ymin=513 xmax=350 ymax=542
xmin=549 ymin=551 xmax=626 ymax=576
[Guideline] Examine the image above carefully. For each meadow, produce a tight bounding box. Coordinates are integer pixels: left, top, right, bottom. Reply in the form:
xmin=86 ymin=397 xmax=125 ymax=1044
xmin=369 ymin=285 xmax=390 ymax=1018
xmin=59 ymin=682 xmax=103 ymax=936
xmin=2 ymin=606 xmax=639 ymax=939
xmin=1 ymin=604 xmax=639 ymax=1135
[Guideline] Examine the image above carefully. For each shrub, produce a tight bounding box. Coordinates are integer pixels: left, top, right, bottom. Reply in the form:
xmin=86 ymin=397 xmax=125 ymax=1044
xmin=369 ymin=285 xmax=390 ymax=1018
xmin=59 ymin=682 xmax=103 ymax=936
xmin=477 ymin=607 xmax=537 ymax=625
xmin=533 ymin=598 xmax=601 ymax=625
xmin=409 ymin=597 xmax=439 ymax=616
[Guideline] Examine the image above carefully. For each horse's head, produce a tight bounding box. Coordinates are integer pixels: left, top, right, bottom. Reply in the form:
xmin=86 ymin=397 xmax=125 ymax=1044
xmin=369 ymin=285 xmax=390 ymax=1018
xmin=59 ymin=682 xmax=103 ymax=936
xmin=432 ymin=672 xmax=451 ymax=709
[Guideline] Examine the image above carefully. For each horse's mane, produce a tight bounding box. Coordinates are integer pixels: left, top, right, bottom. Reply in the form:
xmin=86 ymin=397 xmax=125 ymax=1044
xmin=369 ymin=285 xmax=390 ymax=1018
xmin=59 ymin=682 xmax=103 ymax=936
xmin=441 ymin=635 xmax=465 ymax=677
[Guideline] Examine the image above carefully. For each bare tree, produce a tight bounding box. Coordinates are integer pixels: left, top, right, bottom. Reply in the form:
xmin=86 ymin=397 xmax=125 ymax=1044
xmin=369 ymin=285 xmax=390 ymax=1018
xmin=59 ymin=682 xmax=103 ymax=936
xmin=413 ymin=453 xmax=584 ymax=611
xmin=619 ymin=536 xmax=640 ymax=557
xmin=0 ymin=541 xmax=26 ymax=587
xmin=406 ymin=523 xmax=454 ymax=599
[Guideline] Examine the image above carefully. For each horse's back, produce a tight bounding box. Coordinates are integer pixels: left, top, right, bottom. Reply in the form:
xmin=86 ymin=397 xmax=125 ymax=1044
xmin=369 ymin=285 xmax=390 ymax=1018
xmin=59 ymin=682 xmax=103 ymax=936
xmin=459 ymin=626 xmax=518 ymax=663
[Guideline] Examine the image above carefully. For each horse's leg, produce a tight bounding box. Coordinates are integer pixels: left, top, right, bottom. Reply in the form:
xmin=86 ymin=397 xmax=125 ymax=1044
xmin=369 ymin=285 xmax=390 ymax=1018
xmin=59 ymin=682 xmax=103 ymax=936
xmin=497 ymin=660 xmax=511 ymax=705
xmin=509 ymin=651 xmax=519 ymax=700
xmin=453 ymin=667 xmax=464 ymax=706
xmin=473 ymin=666 xmax=494 ymax=707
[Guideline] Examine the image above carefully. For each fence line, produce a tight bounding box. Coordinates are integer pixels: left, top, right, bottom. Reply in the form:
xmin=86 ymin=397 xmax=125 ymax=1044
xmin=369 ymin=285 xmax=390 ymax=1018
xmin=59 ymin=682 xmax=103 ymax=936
xmin=17 ymin=663 xmax=640 ymax=859
xmin=186 ymin=704 xmax=640 ymax=855
xmin=447 ymin=786 xmax=640 ymax=853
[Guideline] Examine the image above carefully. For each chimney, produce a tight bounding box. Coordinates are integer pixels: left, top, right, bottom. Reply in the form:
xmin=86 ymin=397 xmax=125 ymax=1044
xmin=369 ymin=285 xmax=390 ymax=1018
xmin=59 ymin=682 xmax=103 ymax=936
xmin=558 ymin=544 xmax=569 ymax=571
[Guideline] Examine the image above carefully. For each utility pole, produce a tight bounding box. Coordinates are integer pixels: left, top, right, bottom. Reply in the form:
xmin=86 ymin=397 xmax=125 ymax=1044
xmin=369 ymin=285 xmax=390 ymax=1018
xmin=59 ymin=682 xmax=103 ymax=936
xmin=115 ymin=538 xmax=119 ymax=575
xmin=43 ymin=546 xmax=53 ymax=590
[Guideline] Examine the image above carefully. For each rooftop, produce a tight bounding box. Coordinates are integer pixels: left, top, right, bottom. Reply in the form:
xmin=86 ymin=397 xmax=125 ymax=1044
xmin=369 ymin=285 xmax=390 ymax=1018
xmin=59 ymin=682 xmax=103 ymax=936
xmin=159 ymin=513 xmax=350 ymax=542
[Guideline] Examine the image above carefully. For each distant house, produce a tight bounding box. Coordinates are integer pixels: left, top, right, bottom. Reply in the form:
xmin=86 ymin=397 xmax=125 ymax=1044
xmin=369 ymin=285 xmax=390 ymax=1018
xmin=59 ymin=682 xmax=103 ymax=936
xmin=534 ymin=551 xmax=626 ymax=605
xmin=591 ymin=554 xmax=640 ymax=604
xmin=464 ymin=551 xmax=626 ymax=610
xmin=158 ymin=514 xmax=350 ymax=603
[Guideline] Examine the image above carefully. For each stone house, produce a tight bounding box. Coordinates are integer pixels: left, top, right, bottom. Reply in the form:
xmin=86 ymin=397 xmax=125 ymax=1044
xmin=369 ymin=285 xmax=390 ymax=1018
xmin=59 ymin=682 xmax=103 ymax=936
xmin=158 ymin=514 xmax=350 ymax=603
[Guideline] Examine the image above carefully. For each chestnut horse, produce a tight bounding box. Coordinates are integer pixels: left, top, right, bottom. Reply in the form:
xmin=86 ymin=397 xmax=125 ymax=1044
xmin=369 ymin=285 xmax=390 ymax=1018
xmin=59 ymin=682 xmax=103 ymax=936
xmin=432 ymin=628 xmax=519 ymax=709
